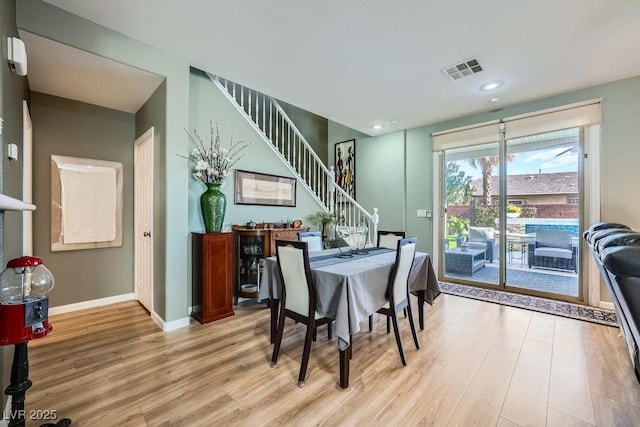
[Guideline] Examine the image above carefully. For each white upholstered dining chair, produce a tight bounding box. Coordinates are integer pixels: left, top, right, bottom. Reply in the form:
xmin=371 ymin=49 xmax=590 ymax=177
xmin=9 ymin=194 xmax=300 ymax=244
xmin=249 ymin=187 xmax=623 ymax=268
xmin=271 ymin=240 xmax=333 ymax=387
xmin=298 ymin=231 xmax=324 ymax=252
xmin=377 ymin=230 xmax=406 ymax=249
xmin=371 ymin=236 xmax=420 ymax=365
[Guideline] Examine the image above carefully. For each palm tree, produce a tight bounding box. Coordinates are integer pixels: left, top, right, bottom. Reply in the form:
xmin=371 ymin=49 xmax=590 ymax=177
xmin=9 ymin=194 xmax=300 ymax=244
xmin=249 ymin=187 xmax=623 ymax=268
xmin=468 ymin=155 xmax=514 ymax=205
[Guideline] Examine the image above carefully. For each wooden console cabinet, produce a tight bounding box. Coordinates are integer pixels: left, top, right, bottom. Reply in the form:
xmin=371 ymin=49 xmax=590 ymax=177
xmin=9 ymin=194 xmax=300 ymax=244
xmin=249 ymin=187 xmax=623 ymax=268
xmin=191 ymin=232 xmax=234 ymax=324
xmin=232 ymin=226 xmax=309 ymax=302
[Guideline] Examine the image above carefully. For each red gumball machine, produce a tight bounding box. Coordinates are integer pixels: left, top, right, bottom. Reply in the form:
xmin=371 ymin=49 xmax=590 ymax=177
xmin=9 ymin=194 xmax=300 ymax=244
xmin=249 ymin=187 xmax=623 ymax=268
xmin=0 ymin=256 xmax=69 ymax=426
xmin=0 ymin=256 xmax=53 ymax=345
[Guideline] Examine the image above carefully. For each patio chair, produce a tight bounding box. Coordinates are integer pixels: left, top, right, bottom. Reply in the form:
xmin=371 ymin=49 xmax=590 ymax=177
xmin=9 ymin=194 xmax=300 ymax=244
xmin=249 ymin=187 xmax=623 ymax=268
xmin=527 ymin=229 xmax=578 ymax=273
xmin=466 ymin=227 xmax=498 ymax=262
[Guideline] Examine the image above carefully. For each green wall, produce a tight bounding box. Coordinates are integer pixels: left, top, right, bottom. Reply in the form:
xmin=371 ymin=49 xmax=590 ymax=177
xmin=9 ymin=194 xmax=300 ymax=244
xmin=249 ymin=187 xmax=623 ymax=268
xmin=18 ymin=0 xmax=190 ymax=322
xmin=31 ymin=92 xmax=135 ymax=305
xmin=279 ymin=100 xmax=329 ymax=164
xmin=189 ymin=69 xmax=323 ymax=227
xmin=328 ymin=122 xmax=409 ymax=241
xmin=350 ymin=74 xmax=640 ymax=301
xmin=189 ymin=69 xmax=326 ymax=305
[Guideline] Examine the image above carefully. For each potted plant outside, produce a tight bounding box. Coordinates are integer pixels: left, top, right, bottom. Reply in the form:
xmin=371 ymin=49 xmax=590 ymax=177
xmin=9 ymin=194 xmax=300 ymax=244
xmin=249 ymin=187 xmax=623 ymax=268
xmin=506 ymin=204 xmax=522 ymax=218
xmin=446 ymin=215 xmax=469 ymax=249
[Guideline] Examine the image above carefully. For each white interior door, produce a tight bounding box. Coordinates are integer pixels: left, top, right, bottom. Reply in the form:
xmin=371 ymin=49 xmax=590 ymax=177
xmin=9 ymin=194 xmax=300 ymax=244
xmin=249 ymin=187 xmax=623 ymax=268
xmin=134 ymin=127 xmax=154 ymax=312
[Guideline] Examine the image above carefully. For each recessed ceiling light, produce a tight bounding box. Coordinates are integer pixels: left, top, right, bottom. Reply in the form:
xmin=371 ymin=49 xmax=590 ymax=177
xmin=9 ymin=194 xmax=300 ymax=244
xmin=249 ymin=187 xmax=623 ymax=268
xmin=481 ymin=81 xmax=503 ymax=91
xmin=489 ymin=97 xmax=499 ymax=103
xmin=371 ymin=124 xmax=383 ymax=130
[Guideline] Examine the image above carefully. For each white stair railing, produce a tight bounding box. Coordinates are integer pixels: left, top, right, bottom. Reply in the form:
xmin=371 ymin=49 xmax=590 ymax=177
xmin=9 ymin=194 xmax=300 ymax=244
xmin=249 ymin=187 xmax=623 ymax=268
xmin=208 ymin=73 xmax=378 ymax=244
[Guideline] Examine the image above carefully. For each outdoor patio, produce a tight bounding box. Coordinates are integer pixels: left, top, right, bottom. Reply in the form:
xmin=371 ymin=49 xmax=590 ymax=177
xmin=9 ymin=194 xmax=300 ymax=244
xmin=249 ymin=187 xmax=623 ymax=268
xmin=445 ymin=259 xmax=579 ymax=297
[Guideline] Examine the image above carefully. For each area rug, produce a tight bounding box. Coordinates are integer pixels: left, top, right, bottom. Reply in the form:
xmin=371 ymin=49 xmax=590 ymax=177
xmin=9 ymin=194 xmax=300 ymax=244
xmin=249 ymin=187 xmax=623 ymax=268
xmin=439 ymin=282 xmax=618 ymax=327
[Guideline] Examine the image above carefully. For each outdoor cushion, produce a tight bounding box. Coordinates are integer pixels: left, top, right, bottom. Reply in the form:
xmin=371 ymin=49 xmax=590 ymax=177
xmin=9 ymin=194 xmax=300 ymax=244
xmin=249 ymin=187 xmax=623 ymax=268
xmin=536 ymin=229 xmax=571 ymax=250
xmin=534 ymin=247 xmax=573 ymax=259
xmin=468 ymin=227 xmax=494 ymax=242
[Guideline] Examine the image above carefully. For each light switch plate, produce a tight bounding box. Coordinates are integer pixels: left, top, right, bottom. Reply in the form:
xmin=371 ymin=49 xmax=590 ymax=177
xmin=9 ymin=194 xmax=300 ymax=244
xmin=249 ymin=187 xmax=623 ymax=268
xmin=8 ymin=143 xmax=18 ymax=161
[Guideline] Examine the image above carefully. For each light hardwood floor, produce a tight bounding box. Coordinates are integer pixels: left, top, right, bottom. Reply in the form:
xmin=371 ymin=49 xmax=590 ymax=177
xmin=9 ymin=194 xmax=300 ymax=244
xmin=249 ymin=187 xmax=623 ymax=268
xmin=21 ymin=294 xmax=640 ymax=426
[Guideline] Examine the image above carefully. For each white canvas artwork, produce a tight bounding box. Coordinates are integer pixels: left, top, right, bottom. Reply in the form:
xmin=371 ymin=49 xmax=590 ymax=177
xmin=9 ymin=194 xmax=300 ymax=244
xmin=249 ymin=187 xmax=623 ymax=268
xmin=60 ymin=164 xmax=117 ymax=244
xmin=51 ymin=155 xmax=123 ymax=251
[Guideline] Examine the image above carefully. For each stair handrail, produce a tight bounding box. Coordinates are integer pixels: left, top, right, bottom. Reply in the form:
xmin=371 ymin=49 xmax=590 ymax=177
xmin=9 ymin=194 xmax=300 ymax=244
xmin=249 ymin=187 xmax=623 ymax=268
xmin=206 ymin=73 xmax=379 ymax=242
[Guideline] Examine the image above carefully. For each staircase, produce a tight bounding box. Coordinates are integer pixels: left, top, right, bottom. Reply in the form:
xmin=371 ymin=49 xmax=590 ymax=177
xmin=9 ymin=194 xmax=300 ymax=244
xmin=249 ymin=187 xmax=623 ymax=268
xmin=207 ymin=73 xmax=378 ymax=245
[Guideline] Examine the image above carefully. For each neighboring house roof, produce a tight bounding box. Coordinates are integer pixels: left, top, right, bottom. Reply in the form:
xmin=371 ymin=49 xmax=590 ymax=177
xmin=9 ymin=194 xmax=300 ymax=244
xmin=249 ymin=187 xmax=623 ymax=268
xmin=471 ymin=172 xmax=578 ymax=197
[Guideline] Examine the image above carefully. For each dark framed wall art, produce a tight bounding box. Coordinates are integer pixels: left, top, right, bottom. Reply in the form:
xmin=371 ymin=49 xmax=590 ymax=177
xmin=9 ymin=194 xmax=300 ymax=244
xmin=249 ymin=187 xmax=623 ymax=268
xmin=234 ymin=169 xmax=297 ymax=207
xmin=334 ymin=139 xmax=355 ymax=199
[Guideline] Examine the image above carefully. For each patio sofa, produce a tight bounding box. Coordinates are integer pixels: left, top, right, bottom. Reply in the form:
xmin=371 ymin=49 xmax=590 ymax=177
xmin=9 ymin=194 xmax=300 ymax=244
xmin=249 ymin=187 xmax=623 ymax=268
xmin=527 ymin=229 xmax=578 ymax=273
xmin=466 ymin=227 xmax=498 ymax=262
xmin=584 ymin=222 xmax=640 ymax=382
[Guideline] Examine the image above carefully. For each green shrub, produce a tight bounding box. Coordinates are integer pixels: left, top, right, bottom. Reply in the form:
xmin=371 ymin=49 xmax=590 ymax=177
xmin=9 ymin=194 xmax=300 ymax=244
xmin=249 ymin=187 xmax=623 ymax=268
xmin=446 ymin=215 xmax=469 ymax=235
xmin=472 ymin=205 xmax=498 ymax=227
xmin=520 ymin=205 xmax=537 ymax=218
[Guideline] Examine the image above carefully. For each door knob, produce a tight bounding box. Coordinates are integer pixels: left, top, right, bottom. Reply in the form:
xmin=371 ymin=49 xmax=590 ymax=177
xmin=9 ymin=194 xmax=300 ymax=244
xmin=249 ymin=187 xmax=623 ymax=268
xmin=143 ymin=231 xmax=151 ymax=237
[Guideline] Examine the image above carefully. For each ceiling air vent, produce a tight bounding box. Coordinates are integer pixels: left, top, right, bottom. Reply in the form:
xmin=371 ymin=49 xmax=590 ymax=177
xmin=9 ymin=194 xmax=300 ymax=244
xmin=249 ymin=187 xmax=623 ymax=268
xmin=442 ymin=57 xmax=483 ymax=81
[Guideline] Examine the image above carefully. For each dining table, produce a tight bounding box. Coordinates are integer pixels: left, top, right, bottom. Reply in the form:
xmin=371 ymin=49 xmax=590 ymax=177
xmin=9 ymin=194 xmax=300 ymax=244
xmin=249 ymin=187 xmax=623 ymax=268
xmin=258 ymin=246 xmax=440 ymax=388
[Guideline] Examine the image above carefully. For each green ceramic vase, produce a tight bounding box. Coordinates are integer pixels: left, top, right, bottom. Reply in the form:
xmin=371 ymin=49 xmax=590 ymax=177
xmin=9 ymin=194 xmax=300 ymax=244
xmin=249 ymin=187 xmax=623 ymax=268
xmin=200 ymin=182 xmax=226 ymax=233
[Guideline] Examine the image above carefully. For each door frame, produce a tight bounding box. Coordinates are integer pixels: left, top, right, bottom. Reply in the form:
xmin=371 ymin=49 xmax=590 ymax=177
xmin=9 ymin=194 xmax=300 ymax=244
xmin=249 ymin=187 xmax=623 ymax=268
xmin=23 ymin=100 xmax=33 ymax=256
xmin=434 ymin=124 xmax=600 ymax=305
xmin=134 ymin=127 xmax=155 ymax=313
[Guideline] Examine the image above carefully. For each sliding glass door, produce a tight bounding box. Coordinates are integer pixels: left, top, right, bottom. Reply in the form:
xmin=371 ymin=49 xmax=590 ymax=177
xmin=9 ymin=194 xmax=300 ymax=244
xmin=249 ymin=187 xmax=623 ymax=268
xmin=435 ymin=100 xmax=598 ymax=303
xmin=442 ymin=142 xmax=501 ymax=286
xmin=504 ymin=129 xmax=581 ymax=298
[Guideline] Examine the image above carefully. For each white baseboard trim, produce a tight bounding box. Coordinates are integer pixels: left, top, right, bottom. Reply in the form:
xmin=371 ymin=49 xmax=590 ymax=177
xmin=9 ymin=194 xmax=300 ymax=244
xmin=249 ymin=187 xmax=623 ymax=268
xmin=599 ymin=301 xmax=615 ymax=311
xmin=49 ymin=293 xmax=135 ymax=316
xmin=151 ymin=311 xmax=191 ymax=331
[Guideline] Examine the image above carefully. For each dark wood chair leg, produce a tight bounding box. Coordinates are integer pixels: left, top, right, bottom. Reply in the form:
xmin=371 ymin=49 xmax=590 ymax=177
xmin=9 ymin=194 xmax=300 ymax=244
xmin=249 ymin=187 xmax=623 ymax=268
xmin=270 ymin=298 xmax=280 ymax=343
xmin=387 ymin=316 xmax=391 ymax=334
xmin=297 ymin=322 xmax=315 ymax=387
xmin=391 ymin=310 xmax=407 ymax=366
xmin=418 ymin=292 xmax=425 ymax=330
xmin=407 ymin=303 xmax=420 ymax=349
xmin=327 ymin=321 xmax=333 ymax=340
xmin=369 ymin=315 xmax=373 ymax=332
xmin=271 ymin=307 xmax=287 ymax=367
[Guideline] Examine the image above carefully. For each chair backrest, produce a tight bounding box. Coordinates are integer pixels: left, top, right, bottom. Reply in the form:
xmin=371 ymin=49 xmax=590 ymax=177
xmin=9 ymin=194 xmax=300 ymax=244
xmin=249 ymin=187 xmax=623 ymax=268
xmin=275 ymin=240 xmax=315 ymax=317
xmin=468 ymin=227 xmax=494 ymax=243
xmin=298 ymin=231 xmax=323 ymax=252
xmin=536 ymin=229 xmax=571 ymax=250
xmin=388 ymin=237 xmax=417 ymax=305
xmin=377 ymin=230 xmax=406 ymax=249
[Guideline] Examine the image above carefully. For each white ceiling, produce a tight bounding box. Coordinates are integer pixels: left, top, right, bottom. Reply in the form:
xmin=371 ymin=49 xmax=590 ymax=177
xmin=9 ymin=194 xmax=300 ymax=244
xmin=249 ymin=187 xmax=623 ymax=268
xmin=36 ymin=0 xmax=640 ymax=135
xmin=19 ymin=30 xmax=163 ymax=114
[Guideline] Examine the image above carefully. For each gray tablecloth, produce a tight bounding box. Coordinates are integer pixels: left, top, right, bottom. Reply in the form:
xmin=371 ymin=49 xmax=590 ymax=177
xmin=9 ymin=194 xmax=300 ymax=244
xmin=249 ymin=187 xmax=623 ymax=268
xmin=259 ymin=248 xmax=439 ymax=349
